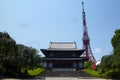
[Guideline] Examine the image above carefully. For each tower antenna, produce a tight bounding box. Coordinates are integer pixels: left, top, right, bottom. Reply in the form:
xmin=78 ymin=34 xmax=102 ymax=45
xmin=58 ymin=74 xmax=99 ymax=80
xmin=82 ymin=1 xmax=84 ymax=12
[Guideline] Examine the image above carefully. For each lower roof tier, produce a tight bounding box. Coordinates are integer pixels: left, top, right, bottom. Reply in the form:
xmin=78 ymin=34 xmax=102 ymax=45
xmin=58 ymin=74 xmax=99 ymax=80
xmin=41 ymin=49 xmax=85 ymax=57
xmin=42 ymin=57 xmax=88 ymax=61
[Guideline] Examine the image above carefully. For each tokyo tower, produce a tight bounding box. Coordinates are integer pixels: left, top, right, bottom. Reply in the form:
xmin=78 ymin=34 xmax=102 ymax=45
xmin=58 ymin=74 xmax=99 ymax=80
xmin=81 ymin=2 xmax=96 ymax=63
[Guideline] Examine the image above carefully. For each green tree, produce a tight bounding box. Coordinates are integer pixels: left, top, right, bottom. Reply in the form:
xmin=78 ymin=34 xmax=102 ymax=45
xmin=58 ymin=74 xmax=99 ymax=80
xmin=84 ymin=61 xmax=91 ymax=69
xmin=100 ymin=55 xmax=112 ymax=72
xmin=0 ymin=32 xmax=42 ymax=77
xmin=111 ymin=29 xmax=120 ymax=71
xmin=0 ymin=32 xmax=18 ymax=75
xmin=17 ymin=44 xmax=41 ymax=70
xmin=111 ymin=54 xmax=120 ymax=72
xmin=111 ymin=29 xmax=120 ymax=54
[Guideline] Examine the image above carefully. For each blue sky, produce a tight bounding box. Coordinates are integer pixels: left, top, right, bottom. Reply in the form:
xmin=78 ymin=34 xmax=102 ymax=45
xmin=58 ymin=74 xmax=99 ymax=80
xmin=0 ymin=0 xmax=120 ymax=61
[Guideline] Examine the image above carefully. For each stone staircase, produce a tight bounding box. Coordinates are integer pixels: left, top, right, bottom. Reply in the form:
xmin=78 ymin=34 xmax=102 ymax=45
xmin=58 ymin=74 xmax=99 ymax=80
xmin=52 ymin=68 xmax=76 ymax=71
xmin=36 ymin=70 xmax=92 ymax=77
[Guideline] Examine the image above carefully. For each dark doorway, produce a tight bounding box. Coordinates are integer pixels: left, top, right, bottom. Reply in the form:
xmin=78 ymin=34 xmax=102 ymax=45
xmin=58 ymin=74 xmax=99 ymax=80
xmin=53 ymin=61 xmax=73 ymax=68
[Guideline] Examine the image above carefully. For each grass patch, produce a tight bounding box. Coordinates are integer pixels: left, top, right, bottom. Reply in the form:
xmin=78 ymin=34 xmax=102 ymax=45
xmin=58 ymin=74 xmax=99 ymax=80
xmin=27 ymin=68 xmax=45 ymax=76
xmin=84 ymin=69 xmax=102 ymax=77
xmin=102 ymin=70 xmax=120 ymax=79
xmin=84 ymin=69 xmax=120 ymax=79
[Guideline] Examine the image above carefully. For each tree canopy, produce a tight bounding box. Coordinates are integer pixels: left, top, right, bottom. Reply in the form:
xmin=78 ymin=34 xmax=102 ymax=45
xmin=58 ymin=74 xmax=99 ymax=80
xmin=100 ymin=29 xmax=120 ymax=75
xmin=111 ymin=29 xmax=120 ymax=47
xmin=17 ymin=44 xmax=41 ymax=69
xmin=0 ymin=32 xmax=42 ymax=77
xmin=111 ymin=29 xmax=120 ymax=71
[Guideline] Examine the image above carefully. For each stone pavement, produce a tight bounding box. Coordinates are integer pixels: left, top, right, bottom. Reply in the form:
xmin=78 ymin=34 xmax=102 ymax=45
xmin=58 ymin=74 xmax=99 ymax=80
xmin=1 ymin=77 xmax=115 ymax=80
xmin=45 ymin=77 xmax=113 ymax=80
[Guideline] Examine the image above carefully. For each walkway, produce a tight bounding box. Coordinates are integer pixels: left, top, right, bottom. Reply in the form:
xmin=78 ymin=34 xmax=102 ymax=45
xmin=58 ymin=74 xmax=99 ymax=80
xmin=45 ymin=77 xmax=113 ymax=80
xmin=2 ymin=78 xmax=115 ymax=80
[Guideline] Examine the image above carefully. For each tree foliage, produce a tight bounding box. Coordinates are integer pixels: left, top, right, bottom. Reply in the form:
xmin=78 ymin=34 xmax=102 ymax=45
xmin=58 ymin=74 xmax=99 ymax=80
xmin=17 ymin=44 xmax=41 ymax=69
xmin=0 ymin=32 xmax=42 ymax=77
xmin=100 ymin=55 xmax=112 ymax=71
xmin=111 ymin=29 xmax=120 ymax=55
xmin=100 ymin=29 xmax=120 ymax=77
xmin=0 ymin=32 xmax=18 ymax=73
xmin=84 ymin=61 xmax=91 ymax=69
xmin=111 ymin=29 xmax=120 ymax=70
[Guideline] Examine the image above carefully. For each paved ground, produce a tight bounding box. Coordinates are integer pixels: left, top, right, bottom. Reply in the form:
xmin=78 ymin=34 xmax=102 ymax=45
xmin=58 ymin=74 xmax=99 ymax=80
xmin=2 ymin=77 xmax=115 ymax=80
xmin=45 ymin=77 xmax=113 ymax=80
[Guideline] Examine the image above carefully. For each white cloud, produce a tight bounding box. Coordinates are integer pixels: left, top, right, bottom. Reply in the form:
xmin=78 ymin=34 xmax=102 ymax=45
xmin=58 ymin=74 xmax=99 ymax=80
xmin=93 ymin=48 xmax=102 ymax=54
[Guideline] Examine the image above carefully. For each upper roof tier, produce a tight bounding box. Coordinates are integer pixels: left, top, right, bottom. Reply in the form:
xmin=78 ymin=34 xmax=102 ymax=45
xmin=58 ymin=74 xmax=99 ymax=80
xmin=40 ymin=42 xmax=85 ymax=57
xmin=49 ymin=42 xmax=77 ymax=49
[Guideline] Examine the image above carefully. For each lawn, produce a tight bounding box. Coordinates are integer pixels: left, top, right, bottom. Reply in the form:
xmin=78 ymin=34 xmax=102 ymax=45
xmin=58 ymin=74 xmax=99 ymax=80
xmin=84 ymin=68 xmax=120 ymax=79
xmin=27 ymin=68 xmax=45 ymax=76
xmin=83 ymin=69 xmax=102 ymax=77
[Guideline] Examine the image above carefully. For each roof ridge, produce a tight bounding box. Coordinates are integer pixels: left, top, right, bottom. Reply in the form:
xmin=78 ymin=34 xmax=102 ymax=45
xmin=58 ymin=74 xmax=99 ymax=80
xmin=49 ymin=41 xmax=77 ymax=49
xmin=50 ymin=42 xmax=76 ymax=44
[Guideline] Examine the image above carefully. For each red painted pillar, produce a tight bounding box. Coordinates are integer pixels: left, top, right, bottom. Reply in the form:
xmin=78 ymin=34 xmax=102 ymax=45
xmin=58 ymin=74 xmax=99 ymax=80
xmin=92 ymin=63 xmax=96 ymax=70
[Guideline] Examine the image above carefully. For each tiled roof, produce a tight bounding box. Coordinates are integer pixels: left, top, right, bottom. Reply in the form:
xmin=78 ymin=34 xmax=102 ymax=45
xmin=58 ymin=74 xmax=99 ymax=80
xmin=49 ymin=42 xmax=77 ymax=49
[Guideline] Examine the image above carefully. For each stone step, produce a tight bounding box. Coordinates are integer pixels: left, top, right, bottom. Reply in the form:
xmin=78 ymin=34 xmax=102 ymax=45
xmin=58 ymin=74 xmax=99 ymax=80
xmin=37 ymin=70 xmax=92 ymax=77
xmin=52 ymin=68 xmax=76 ymax=71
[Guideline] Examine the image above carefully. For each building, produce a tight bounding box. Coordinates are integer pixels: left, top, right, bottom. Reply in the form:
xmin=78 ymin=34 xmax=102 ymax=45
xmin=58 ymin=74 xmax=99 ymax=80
xmin=40 ymin=42 xmax=88 ymax=70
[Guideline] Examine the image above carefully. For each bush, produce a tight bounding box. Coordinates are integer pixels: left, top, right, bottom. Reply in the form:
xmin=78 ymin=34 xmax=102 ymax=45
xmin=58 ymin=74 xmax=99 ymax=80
xmin=103 ymin=70 xmax=120 ymax=79
xmin=27 ymin=68 xmax=45 ymax=76
xmin=84 ymin=61 xmax=91 ymax=69
xmin=84 ymin=69 xmax=101 ymax=77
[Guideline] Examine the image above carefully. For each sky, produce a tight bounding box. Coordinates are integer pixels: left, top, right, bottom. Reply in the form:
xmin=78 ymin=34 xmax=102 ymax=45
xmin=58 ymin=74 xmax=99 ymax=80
xmin=0 ymin=0 xmax=120 ymax=61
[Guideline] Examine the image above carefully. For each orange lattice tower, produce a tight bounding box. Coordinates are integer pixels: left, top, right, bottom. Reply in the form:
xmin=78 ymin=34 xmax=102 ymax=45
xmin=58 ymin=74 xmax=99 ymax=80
xmin=81 ymin=2 xmax=96 ymax=63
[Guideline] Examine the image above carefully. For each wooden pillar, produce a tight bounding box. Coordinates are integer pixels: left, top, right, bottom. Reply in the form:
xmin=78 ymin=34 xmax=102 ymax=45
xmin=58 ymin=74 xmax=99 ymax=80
xmin=43 ymin=62 xmax=47 ymax=68
xmin=78 ymin=61 xmax=84 ymax=69
xmin=48 ymin=62 xmax=53 ymax=69
xmin=73 ymin=62 xmax=77 ymax=68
